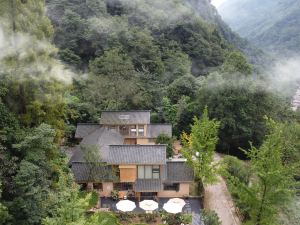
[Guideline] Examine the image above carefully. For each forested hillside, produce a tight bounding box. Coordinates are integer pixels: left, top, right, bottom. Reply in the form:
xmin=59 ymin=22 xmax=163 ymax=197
xmin=219 ymin=0 xmax=300 ymax=56
xmin=0 ymin=1 xmax=299 ymax=225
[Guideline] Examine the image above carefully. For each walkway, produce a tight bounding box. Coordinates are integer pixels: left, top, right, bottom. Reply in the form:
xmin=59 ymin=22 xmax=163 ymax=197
xmin=204 ymin=154 xmax=241 ymax=225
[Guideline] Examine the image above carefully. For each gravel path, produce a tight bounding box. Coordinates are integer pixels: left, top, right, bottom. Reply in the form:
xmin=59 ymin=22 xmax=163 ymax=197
xmin=203 ymin=154 xmax=241 ymax=225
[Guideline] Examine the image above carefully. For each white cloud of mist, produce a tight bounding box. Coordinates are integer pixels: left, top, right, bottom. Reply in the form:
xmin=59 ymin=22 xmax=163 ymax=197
xmin=211 ymin=0 xmax=227 ymax=8
xmin=0 ymin=26 xmax=75 ymax=84
xmin=266 ymin=56 xmax=300 ymax=97
xmin=114 ymin=0 xmax=194 ymax=28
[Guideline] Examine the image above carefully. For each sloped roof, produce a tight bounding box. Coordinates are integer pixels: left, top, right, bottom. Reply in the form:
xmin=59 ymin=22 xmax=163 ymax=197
xmin=135 ymin=179 xmax=163 ymax=192
xmin=147 ymin=124 xmax=172 ymax=138
xmin=100 ymin=111 xmax=150 ymax=125
xmin=107 ymin=145 xmax=167 ymax=165
xmin=71 ymin=162 xmax=115 ymax=182
xmin=166 ymin=161 xmax=194 ymax=182
xmin=69 ymin=127 xmax=124 ymax=163
xmin=75 ymin=123 xmax=100 ymax=138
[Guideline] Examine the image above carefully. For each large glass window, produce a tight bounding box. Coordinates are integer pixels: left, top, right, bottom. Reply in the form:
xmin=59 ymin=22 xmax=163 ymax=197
xmin=137 ymin=165 xmax=160 ymax=179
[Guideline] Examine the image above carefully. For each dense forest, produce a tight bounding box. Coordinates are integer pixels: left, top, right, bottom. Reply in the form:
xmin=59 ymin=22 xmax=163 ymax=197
xmin=0 ymin=0 xmax=299 ymax=225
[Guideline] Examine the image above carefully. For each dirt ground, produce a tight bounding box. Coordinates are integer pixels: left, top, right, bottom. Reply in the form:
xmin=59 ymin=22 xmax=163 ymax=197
xmin=204 ymin=154 xmax=242 ymax=225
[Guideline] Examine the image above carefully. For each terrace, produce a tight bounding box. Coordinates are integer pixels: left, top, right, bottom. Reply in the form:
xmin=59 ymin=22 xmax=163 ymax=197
xmin=100 ymin=197 xmax=202 ymax=225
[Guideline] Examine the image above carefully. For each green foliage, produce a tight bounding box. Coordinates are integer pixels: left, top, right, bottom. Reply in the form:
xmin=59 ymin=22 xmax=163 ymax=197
xmin=227 ymin=119 xmax=299 ymax=225
xmin=195 ymin=73 xmax=292 ymax=157
xmin=160 ymin=212 xmax=191 ymax=225
xmin=222 ymin=156 xmax=251 ymax=185
xmin=155 ymin=133 xmax=174 ymax=158
xmin=202 ymin=210 xmax=221 ymax=225
xmin=0 ymin=183 xmax=11 ymax=225
xmin=222 ymin=51 xmax=252 ymax=75
xmin=167 ymin=75 xmax=197 ymax=103
xmin=182 ymin=106 xmax=220 ymax=184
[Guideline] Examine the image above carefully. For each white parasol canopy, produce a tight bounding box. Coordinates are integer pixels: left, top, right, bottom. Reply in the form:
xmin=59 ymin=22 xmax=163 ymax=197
xmin=167 ymin=198 xmax=186 ymax=208
xmin=139 ymin=200 xmax=159 ymax=211
xmin=116 ymin=200 xmax=136 ymax=212
xmin=163 ymin=202 xmax=183 ymax=214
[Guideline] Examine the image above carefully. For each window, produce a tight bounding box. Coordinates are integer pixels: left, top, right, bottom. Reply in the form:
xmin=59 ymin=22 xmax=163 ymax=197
xmin=120 ymin=125 xmax=129 ymax=135
xmin=145 ymin=166 xmax=152 ymax=179
xmin=152 ymin=166 xmax=160 ymax=179
xmin=113 ymin=182 xmax=133 ymax=191
xmin=137 ymin=165 xmax=160 ymax=179
xmin=163 ymin=183 xmax=180 ymax=191
xmin=130 ymin=125 xmax=137 ymax=136
xmin=93 ymin=183 xmax=103 ymax=190
xmin=138 ymin=166 xmax=144 ymax=179
xmin=138 ymin=125 xmax=144 ymax=136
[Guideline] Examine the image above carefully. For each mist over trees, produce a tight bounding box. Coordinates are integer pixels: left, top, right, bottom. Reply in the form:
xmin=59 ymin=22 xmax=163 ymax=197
xmin=0 ymin=0 xmax=299 ymax=225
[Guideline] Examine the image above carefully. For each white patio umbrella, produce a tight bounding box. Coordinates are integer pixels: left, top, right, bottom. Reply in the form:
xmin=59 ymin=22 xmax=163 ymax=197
xmin=116 ymin=200 xmax=136 ymax=212
xmin=163 ymin=202 xmax=183 ymax=214
xmin=167 ymin=198 xmax=186 ymax=208
xmin=139 ymin=200 xmax=159 ymax=211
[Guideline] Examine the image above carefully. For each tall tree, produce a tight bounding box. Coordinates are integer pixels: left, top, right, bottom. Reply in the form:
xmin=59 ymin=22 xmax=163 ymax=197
xmin=228 ymin=119 xmax=299 ymax=225
xmin=181 ymin=107 xmax=220 ymax=184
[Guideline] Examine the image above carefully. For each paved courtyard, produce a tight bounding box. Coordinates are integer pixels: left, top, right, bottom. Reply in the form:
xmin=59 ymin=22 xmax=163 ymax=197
xmin=100 ymin=197 xmax=202 ymax=225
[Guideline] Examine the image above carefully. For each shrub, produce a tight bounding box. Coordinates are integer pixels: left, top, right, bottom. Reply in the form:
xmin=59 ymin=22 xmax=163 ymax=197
xmin=222 ymin=156 xmax=251 ymax=184
xmin=140 ymin=213 xmax=157 ymax=223
xmin=111 ymin=190 xmax=119 ymax=201
xmin=202 ymin=210 xmax=221 ymax=225
xmin=160 ymin=212 xmax=191 ymax=225
xmin=116 ymin=212 xmax=136 ymax=222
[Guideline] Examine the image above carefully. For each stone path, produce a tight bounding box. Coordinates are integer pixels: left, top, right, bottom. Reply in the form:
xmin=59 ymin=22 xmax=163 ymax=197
xmin=204 ymin=154 xmax=241 ymax=225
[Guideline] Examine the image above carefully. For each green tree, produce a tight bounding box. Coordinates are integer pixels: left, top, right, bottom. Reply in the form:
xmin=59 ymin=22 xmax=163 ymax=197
xmin=81 ymin=144 xmax=117 ymax=183
xmin=167 ymin=75 xmax=197 ymax=103
xmin=155 ymin=133 xmax=174 ymax=158
xmin=181 ymin=107 xmax=220 ymax=184
xmin=228 ymin=120 xmax=299 ymax=225
xmin=0 ymin=183 xmax=11 ymax=225
xmin=195 ymin=73 xmax=292 ymax=157
xmin=84 ymin=48 xmax=144 ymax=110
xmin=222 ymin=51 xmax=252 ymax=75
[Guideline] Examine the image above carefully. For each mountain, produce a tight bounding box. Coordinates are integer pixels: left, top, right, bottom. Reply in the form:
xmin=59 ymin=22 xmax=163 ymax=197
xmin=186 ymin=0 xmax=267 ymax=65
xmin=218 ymin=0 xmax=300 ymax=56
xmin=45 ymin=0 xmax=266 ymax=73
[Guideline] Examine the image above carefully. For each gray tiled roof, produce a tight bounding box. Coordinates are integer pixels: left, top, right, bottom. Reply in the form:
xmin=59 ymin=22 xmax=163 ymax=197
xmin=69 ymin=127 xmax=124 ymax=163
xmin=166 ymin=161 xmax=194 ymax=182
xmin=71 ymin=162 xmax=115 ymax=182
xmin=135 ymin=179 xmax=163 ymax=192
xmin=107 ymin=145 xmax=166 ymax=165
xmin=147 ymin=124 xmax=172 ymax=138
xmin=75 ymin=124 xmax=100 ymax=138
xmin=100 ymin=111 xmax=150 ymax=125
